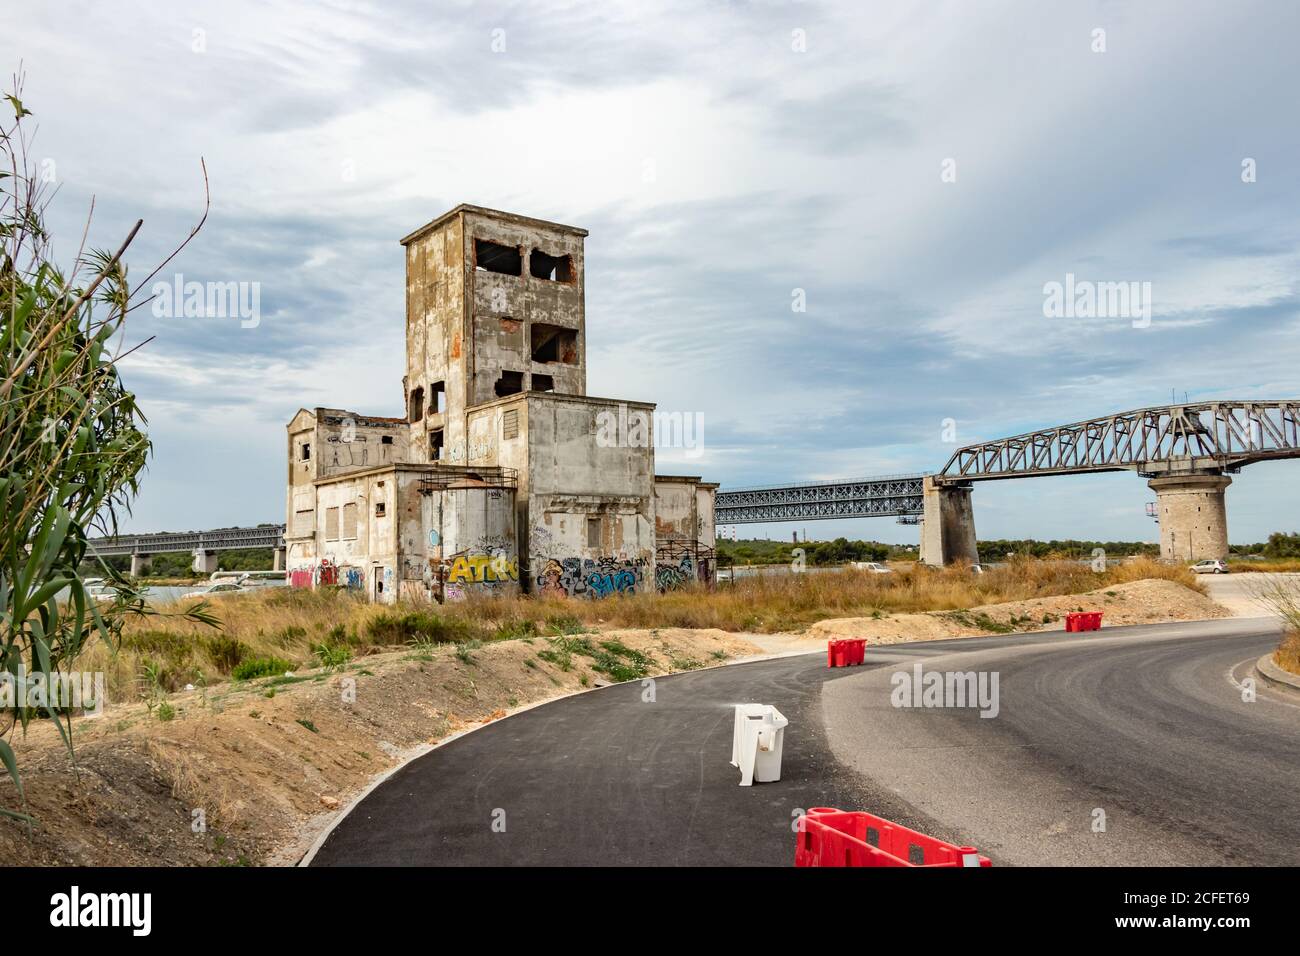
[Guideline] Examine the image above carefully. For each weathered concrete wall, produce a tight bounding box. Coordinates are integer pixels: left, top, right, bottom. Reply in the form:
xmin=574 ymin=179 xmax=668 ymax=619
xmin=403 ymin=213 xmax=465 ymax=464
xmin=463 ymin=208 xmax=586 ymax=406
xmin=419 ymin=478 xmax=519 ymax=602
xmin=525 ymin=394 xmax=656 ymax=597
xmin=285 ymin=408 xmax=408 ymax=577
xmin=291 ymin=469 xmax=400 ymax=600
xmin=651 ymin=476 xmax=719 ymax=587
xmin=919 ymin=477 xmax=979 ymax=566
xmin=1148 ymin=473 xmax=1231 ymax=561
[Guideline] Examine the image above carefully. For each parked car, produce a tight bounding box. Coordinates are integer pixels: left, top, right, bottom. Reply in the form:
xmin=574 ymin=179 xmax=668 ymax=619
xmin=181 ymin=582 xmax=251 ymax=599
xmin=970 ymin=564 xmax=986 ymax=575
xmin=1190 ymin=559 xmax=1229 ymax=574
xmin=852 ymin=561 xmax=893 ymax=574
xmin=237 ymin=570 xmax=289 ymax=588
xmin=86 ymin=583 xmax=120 ymax=603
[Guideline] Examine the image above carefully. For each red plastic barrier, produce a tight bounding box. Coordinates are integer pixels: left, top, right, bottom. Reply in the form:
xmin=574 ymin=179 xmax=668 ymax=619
xmin=795 ymin=807 xmax=991 ymax=868
xmin=827 ymin=638 xmax=866 ymax=667
xmin=1065 ymin=611 xmax=1104 ymax=633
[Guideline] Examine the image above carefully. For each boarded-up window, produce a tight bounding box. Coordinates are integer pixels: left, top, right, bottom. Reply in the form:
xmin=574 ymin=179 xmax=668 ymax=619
xmin=294 ymin=509 xmax=314 ymax=537
xmin=325 ymin=507 xmax=340 ymax=541
xmin=342 ymin=502 xmax=359 ymax=539
xmin=587 ymin=516 xmax=601 ymax=549
xmin=502 ymin=409 xmax=519 ymax=440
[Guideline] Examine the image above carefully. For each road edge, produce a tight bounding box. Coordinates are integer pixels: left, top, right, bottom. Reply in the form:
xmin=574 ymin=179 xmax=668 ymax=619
xmin=1256 ymin=652 xmax=1300 ymax=693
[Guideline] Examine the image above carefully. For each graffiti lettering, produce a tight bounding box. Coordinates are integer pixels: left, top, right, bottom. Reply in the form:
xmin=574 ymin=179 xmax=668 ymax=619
xmin=536 ymin=556 xmax=647 ymax=598
xmin=446 ymin=552 xmax=519 ymax=585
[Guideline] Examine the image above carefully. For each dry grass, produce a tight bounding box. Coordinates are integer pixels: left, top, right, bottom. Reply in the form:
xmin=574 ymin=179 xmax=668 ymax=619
xmin=1229 ymin=559 xmax=1300 ymax=573
xmin=1275 ymin=632 xmax=1300 ymax=675
xmin=1244 ymin=574 xmax=1300 ymax=676
xmin=75 ymin=557 xmax=1203 ymax=704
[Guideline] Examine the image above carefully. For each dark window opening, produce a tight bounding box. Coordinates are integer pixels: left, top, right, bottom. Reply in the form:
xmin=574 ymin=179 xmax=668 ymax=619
xmin=474 ymin=238 xmax=522 ymax=276
xmin=530 ymin=323 xmax=578 ymax=364
xmin=430 ymin=380 xmax=446 ymax=414
xmin=381 ymin=435 xmax=393 ymax=445
xmin=301 ymin=443 xmax=311 ymax=461
xmin=494 ymin=370 xmax=525 ymax=397
xmin=530 ymin=249 xmax=574 ymax=282
xmin=409 ymin=386 xmax=424 ymax=422
xmin=532 ymin=373 xmax=555 ymax=392
xmin=586 ymin=516 xmax=601 ymax=549
xmin=375 ymin=502 xmax=386 ymax=517
xmin=429 ymin=427 xmax=444 ymax=461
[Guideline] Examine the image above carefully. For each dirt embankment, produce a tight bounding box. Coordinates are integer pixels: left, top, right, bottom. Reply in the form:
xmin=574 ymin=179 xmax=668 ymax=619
xmin=0 ymin=628 xmax=760 ymax=867
xmin=757 ymin=578 xmax=1229 ymax=651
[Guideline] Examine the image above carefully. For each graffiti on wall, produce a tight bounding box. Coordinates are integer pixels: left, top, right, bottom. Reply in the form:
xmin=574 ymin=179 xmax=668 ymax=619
xmin=536 ymin=556 xmax=648 ymax=598
xmin=654 ymin=554 xmax=695 ymax=592
xmin=289 ymin=559 xmax=366 ymax=590
xmin=445 ymin=551 xmax=518 ymax=585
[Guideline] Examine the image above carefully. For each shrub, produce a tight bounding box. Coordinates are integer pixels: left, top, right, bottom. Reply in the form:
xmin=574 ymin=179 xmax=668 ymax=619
xmin=232 ymin=657 xmax=294 ymax=681
xmin=365 ymin=610 xmax=483 ymax=645
xmin=312 ymin=642 xmax=351 ymax=668
xmin=205 ymin=635 xmax=249 ymax=672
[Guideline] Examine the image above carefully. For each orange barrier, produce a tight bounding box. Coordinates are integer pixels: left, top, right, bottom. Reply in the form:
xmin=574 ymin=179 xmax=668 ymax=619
xmin=795 ymin=807 xmax=991 ymax=868
xmin=827 ymin=639 xmax=866 ymax=667
xmin=1065 ymin=611 xmax=1103 ymax=632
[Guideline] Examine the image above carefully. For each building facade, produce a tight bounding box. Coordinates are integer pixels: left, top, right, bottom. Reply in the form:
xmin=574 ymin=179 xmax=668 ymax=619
xmin=286 ymin=205 xmax=716 ymax=602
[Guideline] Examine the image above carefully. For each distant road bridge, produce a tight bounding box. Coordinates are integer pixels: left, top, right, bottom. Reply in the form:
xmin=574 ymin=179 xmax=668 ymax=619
xmin=714 ymin=474 xmax=924 ymax=525
xmin=88 ymin=525 xmax=286 ymax=575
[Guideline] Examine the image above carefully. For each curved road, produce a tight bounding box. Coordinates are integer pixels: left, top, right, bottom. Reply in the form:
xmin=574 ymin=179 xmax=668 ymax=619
xmin=308 ymin=617 xmax=1298 ymax=866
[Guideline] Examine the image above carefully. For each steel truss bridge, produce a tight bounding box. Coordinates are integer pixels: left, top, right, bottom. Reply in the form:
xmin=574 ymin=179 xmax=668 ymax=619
xmin=937 ymin=400 xmax=1300 ymax=483
xmin=717 ymin=401 xmax=1300 ymax=526
xmin=88 ymin=525 xmax=286 ymax=556
xmin=715 ymin=475 xmax=924 ymax=525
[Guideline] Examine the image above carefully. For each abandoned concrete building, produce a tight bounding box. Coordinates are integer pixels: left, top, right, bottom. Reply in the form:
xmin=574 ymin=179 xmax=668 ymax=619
xmin=285 ymin=205 xmax=717 ymax=602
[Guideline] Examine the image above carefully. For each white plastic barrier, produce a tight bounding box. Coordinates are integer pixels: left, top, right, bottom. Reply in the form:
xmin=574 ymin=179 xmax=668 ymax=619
xmin=730 ymin=703 xmax=789 ymax=786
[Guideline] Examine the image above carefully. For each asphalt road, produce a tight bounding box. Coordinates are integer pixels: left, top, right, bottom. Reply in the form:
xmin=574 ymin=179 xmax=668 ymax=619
xmin=308 ymin=617 xmax=1298 ymax=866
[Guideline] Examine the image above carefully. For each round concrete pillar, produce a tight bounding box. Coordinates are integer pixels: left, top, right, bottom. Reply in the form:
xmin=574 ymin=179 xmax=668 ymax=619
xmin=1147 ymin=473 xmax=1231 ymax=562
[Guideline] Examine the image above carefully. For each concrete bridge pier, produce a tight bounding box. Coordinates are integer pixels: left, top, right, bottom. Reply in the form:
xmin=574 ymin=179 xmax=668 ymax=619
xmin=273 ymin=547 xmax=286 ymax=572
xmin=919 ymin=476 xmax=979 ymax=566
xmin=192 ymin=549 xmax=220 ymax=574
xmin=1148 ymin=472 xmax=1232 ymax=562
xmin=129 ymin=553 xmax=151 ymax=577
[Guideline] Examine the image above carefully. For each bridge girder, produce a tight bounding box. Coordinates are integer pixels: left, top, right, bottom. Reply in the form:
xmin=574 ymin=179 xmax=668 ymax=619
xmin=937 ymin=400 xmax=1300 ymax=483
xmin=87 ymin=526 xmax=287 ymax=556
xmin=715 ymin=476 xmax=923 ymax=525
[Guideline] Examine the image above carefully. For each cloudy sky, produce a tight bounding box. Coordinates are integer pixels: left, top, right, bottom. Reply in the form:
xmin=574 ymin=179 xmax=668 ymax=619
xmin=6 ymin=0 xmax=1298 ymax=544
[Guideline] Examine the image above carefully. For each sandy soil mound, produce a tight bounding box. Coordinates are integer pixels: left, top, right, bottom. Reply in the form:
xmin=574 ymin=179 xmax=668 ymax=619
xmin=803 ymin=578 xmax=1228 ymax=646
xmin=0 ymin=627 xmax=760 ymax=867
